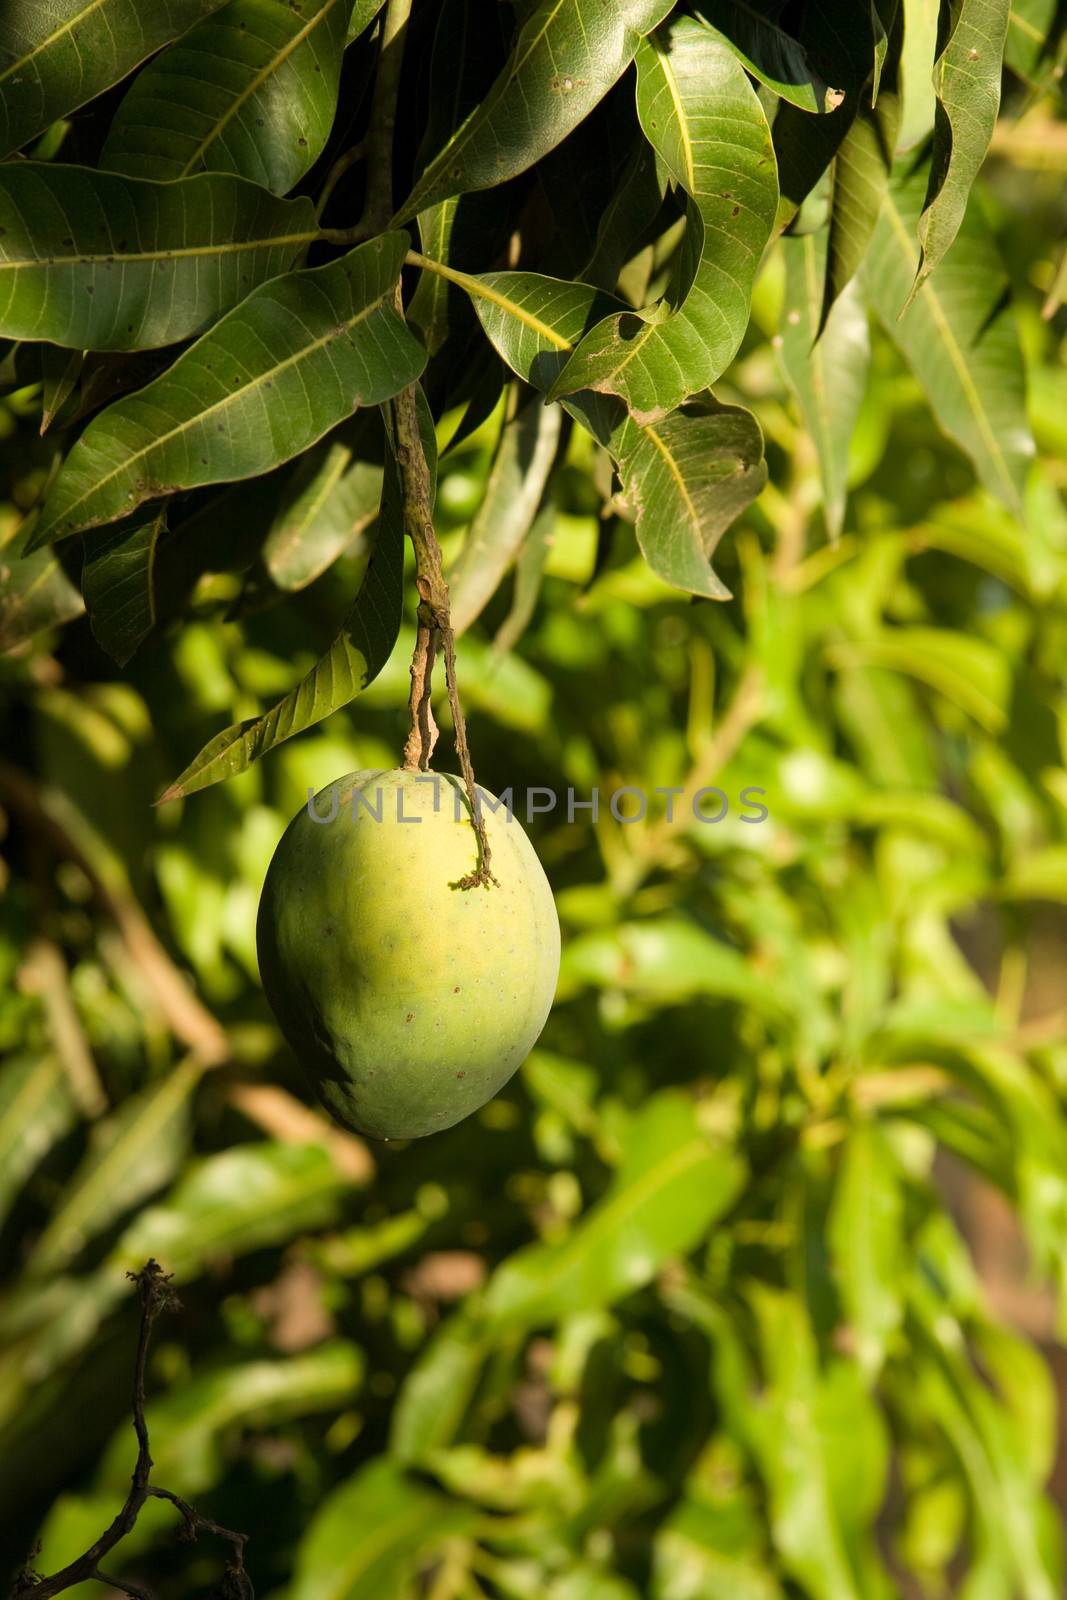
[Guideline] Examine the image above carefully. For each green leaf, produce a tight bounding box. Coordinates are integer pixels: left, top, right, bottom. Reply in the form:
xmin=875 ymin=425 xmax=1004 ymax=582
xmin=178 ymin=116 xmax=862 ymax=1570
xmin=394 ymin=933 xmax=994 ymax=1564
xmin=0 ymin=0 xmax=227 ymax=159
xmin=481 ymin=1092 xmax=745 ymax=1332
xmin=822 ymin=11 xmax=902 ymax=320
xmin=391 ymin=1309 xmax=489 ymax=1464
xmin=99 ymin=1342 xmax=363 ymax=1494
xmin=827 ymin=1121 xmax=904 ymax=1379
xmin=863 ymin=166 xmax=1034 ymax=514
xmin=395 ymin=0 xmax=676 ymax=221
xmin=911 ymin=0 xmax=1012 ymax=298
xmin=450 ymin=392 xmax=561 ymax=634
xmin=110 ymin=1140 xmax=359 ymax=1280
xmin=871 ymin=0 xmax=901 ymax=103
xmin=156 ymin=388 xmax=430 ymax=799
xmin=0 ymin=1055 xmax=76 ymax=1228
xmin=100 ymin=0 xmax=352 ymax=193
xmin=744 ymin=1288 xmax=888 ymax=1600
xmin=28 ymin=1057 xmax=201 ymax=1278
xmin=346 ymin=0 xmax=386 ymax=44
xmin=0 ymin=547 xmax=84 ymax=652
xmin=33 ymin=230 xmax=422 ymax=544
xmin=291 ymin=1459 xmax=479 ymax=1600
xmin=39 ymin=345 xmax=83 ymax=434
xmin=582 ymin=139 xmax=668 ymax=294
xmin=1005 ymin=0 xmax=1066 ymax=86
xmin=692 ymin=1 xmax=832 ymax=112
xmin=548 ymin=22 xmax=778 ymax=423
xmin=780 ymin=232 xmax=870 ymax=539
xmin=832 ymin=627 xmax=1010 ymax=731
xmin=0 ymin=164 xmax=318 ymax=352
xmin=81 ymin=510 xmax=167 ymax=666
xmin=450 ymin=271 xmax=765 ymax=598
xmin=263 ymin=426 xmax=384 ymax=591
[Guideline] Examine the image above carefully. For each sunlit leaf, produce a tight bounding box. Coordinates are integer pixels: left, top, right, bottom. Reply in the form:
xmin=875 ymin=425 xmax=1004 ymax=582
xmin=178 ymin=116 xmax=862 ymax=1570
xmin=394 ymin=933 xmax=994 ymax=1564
xmin=779 ymin=232 xmax=870 ymax=538
xmin=863 ymin=165 xmax=1034 ymax=514
xmin=450 ymin=392 xmax=561 ymax=634
xmin=291 ymin=1459 xmax=478 ymax=1600
xmin=828 ymin=1121 xmax=904 ymax=1378
xmin=263 ymin=424 xmax=384 ymax=591
xmin=910 ymin=0 xmax=1012 ymax=298
xmin=548 ymin=21 xmax=778 ymax=423
xmin=482 ymin=1092 xmax=744 ymax=1332
xmin=28 ymin=1057 xmax=201 ymax=1278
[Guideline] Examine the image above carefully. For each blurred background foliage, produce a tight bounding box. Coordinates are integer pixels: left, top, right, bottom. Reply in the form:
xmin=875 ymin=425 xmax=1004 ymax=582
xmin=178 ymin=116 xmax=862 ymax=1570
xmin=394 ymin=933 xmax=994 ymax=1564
xmin=3 ymin=20 xmax=1067 ymax=1600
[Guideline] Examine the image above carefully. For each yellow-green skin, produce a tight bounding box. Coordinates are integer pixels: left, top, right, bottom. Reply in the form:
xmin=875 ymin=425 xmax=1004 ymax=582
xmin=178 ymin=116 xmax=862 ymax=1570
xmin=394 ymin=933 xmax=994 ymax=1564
xmin=256 ymin=770 xmax=560 ymax=1140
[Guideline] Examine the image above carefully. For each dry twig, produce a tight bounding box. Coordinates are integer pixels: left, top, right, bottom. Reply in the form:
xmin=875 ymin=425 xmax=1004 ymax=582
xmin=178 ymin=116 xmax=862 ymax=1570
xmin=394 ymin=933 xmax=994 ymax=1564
xmin=10 ymin=1262 xmax=251 ymax=1600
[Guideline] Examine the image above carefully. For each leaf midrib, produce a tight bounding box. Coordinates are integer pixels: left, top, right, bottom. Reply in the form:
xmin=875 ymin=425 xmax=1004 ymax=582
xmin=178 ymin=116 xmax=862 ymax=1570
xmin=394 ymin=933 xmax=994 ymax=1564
xmin=0 ymin=229 xmax=319 ymax=272
xmin=0 ymin=0 xmax=112 ymax=86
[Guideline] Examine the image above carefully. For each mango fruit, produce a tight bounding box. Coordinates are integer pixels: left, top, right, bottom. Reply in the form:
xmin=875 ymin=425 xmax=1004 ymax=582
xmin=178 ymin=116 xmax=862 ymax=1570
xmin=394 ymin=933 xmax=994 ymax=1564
xmin=257 ymin=769 xmax=560 ymax=1140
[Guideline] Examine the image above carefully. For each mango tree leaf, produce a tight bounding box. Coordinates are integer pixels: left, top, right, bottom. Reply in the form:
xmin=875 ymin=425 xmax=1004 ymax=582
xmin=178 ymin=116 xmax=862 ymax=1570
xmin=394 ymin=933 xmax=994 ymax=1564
xmin=0 ymin=1055 xmax=76 ymax=1228
xmin=1005 ymin=0 xmax=1066 ymax=85
xmin=863 ymin=165 xmax=1034 ymax=514
xmin=28 ymin=1057 xmax=202 ymax=1279
xmin=0 ymin=0 xmax=227 ymax=159
xmin=443 ymin=266 xmax=765 ymax=598
xmin=32 ymin=230 xmax=422 ymax=544
xmin=0 ymin=165 xmax=318 ymax=352
xmin=263 ymin=434 xmax=384 ymax=591
xmin=692 ymin=1 xmax=832 ymax=112
xmin=291 ymin=1459 xmax=479 ymax=1600
xmin=582 ymin=140 xmax=668 ymax=295
xmin=156 ymin=387 xmax=432 ymax=800
xmin=871 ymin=0 xmax=901 ymax=102
xmin=39 ymin=345 xmax=83 ymax=434
xmin=110 ymin=1141 xmax=360 ymax=1280
xmin=450 ymin=392 xmax=561 ymax=634
xmin=827 ymin=1121 xmax=904 ymax=1379
xmin=395 ymin=0 xmax=676 ymax=221
xmin=779 ymin=232 xmax=870 ymax=539
xmin=744 ymin=1288 xmax=888 ymax=1600
xmin=833 ymin=627 xmax=1010 ymax=732
xmin=547 ymin=22 xmax=778 ymax=424
xmin=81 ymin=510 xmax=168 ymax=666
xmin=481 ymin=1092 xmax=745 ymax=1333
xmin=391 ymin=1310 xmax=490 ymax=1464
xmin=821 ymin=7 xmax=903 ymax=322
xmin=346 ymin=0 xmax=386 ymax=44
xmin=0 ymin=547 xmax=84 ymax=652
xmin=100 ymin=0 xmax=353 ymax=193
xmin=608 ymin=397 xmax=765 ymax=600
xmin=98 ymin=1342 xmax=363 ymax=1495
xmin=911 ymin=0 xmax=1012 ymax=299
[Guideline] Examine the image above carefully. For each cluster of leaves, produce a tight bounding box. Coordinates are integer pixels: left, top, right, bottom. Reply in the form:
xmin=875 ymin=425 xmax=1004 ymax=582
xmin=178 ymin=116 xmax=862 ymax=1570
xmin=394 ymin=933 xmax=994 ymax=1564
xmin=1 ymin=0 xmax=1067 ymax=1597
xmin=2 ymin=0 xmax=1063 ymax=791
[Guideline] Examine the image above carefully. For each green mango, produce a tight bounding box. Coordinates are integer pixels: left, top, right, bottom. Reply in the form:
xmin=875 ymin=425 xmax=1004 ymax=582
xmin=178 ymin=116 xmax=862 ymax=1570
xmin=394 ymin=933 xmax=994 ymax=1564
xmin=257 ymin=769 xmax=560 ymax=1140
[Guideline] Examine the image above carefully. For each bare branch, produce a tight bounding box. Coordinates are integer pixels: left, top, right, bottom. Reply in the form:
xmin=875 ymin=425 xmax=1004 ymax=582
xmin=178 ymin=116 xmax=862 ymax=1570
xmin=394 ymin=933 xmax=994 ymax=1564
xmin=10 ymin=1262 xmax=252 ymax=1600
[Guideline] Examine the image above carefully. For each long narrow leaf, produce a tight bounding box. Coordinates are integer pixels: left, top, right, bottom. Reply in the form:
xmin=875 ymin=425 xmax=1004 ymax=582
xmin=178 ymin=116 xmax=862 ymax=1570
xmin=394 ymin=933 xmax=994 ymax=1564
xmin=33 ymin=230 xmax=423 ymax=544
xmin=0 ymin=165 xmax=318 ymax=351
xmin=101 ymin=0 xmax=352 ymax=193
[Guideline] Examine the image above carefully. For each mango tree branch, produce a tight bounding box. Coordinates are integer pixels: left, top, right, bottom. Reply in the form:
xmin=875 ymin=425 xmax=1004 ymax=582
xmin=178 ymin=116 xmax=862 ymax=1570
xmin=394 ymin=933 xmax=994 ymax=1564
xmin=10 ymin=1262 xmax=251 ymax=1600
xmin=391 ymin=381 xmax=497 ymax=889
